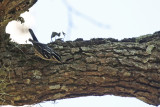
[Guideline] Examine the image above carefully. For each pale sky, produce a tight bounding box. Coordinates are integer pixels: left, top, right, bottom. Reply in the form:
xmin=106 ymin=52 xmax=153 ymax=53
xmin=5 ymin=0 xmax=160 ymax=107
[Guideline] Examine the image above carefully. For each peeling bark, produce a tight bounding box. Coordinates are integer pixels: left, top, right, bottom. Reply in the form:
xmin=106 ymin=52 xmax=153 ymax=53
xmin=0 ymin=0 xmax=160 ymax=106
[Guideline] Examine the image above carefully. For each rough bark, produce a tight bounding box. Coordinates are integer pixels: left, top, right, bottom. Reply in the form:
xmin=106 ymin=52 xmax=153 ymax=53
xmin=0 ymin=34 xmax=160 ymax=106
xmin=0 ymin=0 xmax=160 ymax=106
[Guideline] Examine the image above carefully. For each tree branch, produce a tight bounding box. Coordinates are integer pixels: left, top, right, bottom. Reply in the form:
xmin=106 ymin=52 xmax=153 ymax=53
xmin=0 ymin=0 xmax=160 ymax=106
xmin=0 ymin=34 xmax=160 ymax=106
xmin=0 ymin=0 xmax=37 ymax=49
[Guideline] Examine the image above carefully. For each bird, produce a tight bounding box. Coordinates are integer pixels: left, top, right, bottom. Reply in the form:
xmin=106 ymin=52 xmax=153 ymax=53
xmin=28 ymin=29 xmax=61 ymax=63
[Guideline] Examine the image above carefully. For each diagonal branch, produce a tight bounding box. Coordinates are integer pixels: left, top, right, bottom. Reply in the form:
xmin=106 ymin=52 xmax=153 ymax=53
xmin=0 ymin=0 xmax=37 ymax=49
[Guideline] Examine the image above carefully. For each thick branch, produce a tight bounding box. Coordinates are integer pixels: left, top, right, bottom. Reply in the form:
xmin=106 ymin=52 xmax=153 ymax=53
xmin=0 ymin=0 xmax=160 ymax=106
xmin=0 ymin=33 xmax=160 ymax=106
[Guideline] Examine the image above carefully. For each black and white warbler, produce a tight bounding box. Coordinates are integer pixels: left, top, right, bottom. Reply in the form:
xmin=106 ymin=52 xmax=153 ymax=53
xmin=28 ymin=29 xmax=61 ymax=63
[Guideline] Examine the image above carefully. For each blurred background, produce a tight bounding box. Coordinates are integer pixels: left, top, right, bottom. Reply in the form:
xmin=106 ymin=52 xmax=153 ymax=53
xmin=5 ymin=0 xmax=160 ymax=107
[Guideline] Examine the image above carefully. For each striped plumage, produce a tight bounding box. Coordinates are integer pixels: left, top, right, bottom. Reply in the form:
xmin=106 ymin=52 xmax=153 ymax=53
xmin=28 ymin=29 xmax=61 ymax=63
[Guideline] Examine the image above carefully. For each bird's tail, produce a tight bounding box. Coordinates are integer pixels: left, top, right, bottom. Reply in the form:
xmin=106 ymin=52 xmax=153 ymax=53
xmin=29 ymin=29 xmax=39 ymax=42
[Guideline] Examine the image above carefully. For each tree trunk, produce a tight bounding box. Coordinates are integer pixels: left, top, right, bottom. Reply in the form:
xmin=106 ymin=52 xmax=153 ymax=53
xmin=0 ymin=0 xmax=160 ymax=106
